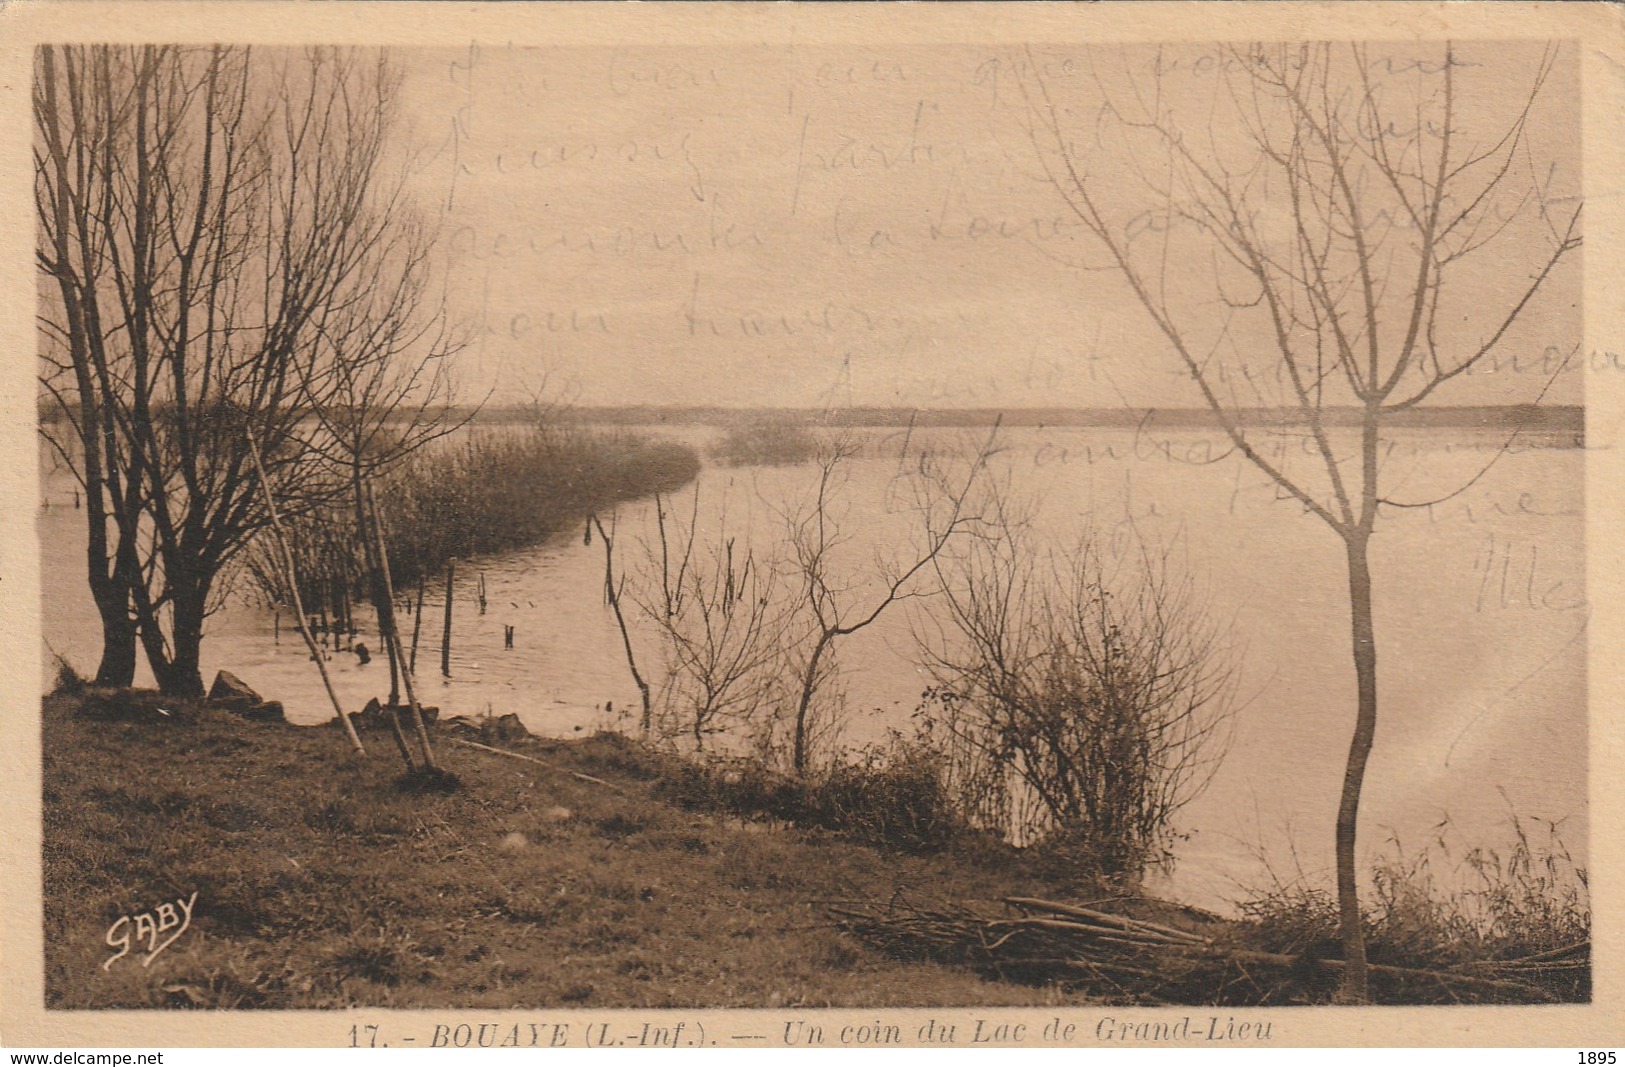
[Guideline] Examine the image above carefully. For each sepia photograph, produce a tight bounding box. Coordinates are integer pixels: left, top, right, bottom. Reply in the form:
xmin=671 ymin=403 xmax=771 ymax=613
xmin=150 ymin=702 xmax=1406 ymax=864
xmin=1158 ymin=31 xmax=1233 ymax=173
xmin=4 ymin=0 xmax=1622 ymax=1050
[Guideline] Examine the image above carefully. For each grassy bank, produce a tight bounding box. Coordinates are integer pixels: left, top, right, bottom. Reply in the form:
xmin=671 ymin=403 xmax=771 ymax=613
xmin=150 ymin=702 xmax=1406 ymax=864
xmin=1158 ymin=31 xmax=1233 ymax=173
xmin=42 ymin=688 xmax=1586 ymax=1008
xmin=43 ymin=689 xmax=1087 ymax=1010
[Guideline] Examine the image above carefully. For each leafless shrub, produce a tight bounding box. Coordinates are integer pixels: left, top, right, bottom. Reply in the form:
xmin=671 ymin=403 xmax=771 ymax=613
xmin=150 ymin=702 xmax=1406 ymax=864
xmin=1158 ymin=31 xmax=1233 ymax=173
xmin=636 ymin=490 xmax=790 ymax=754
xmin=920 ymin=493 xmax=1236 ymax=885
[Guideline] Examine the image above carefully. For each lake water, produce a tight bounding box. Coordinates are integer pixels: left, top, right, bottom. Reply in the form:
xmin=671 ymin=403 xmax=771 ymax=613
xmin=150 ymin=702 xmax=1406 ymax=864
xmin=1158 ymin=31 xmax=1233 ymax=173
xmin=38 ymin=423 xmax=1586 ymax=912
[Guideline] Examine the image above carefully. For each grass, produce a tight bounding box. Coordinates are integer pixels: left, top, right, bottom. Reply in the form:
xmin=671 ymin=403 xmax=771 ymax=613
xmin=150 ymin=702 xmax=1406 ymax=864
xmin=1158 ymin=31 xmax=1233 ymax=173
xmin=1234 ymin=819 xmax=1589 ymax=1003
xmin=41 ymin=688 xmax=1587 ymax=1008
xmin=594 ymin=733 xmax=964 ymax=855
xmin=43 ymin=689 xmax=1094 ymax=1010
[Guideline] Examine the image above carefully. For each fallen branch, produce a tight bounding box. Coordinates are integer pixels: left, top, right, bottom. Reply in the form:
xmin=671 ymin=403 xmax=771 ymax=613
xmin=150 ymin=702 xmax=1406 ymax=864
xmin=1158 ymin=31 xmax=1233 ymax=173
xmin=448 ymin=736 xmax=622 ymax=792
xmin=828 ymin=896 xmax=1575 ymax=1005
xmin=1006 ymin=897 xmax=1213 ymax=945
xmin=994 ymin=915 xmax=1207 ymax=949
xmin=1218 ymin=947 xmax=1559 ymax=1004
xmin=1459 ymin=940 xmax=1589 ymax=969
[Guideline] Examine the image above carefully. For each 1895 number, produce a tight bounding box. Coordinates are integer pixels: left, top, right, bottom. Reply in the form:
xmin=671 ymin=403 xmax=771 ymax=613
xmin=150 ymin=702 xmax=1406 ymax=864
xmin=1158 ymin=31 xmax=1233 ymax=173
xmin=1579 ymin=1054 xmax=1616 ymax=1064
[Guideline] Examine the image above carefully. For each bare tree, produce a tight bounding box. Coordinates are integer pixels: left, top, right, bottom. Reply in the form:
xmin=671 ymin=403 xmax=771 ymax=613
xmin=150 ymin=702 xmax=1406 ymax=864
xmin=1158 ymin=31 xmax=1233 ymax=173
xmin=588 ymin=511 xmax=654 ymax=736
xmin=291 ymin=201 xmax=465 ymax=741
xmin=782 ymin=428 xmax=998 ymax=775
xmin=1018 ymin=42 xmax=1580 ymax=999
xmin=36 ymin=45 xmax=451 ymax=696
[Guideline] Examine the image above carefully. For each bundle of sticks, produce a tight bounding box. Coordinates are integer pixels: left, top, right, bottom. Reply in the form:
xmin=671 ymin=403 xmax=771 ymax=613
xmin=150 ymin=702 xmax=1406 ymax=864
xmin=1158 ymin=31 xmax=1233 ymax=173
xmin=826 ymin=896 xmax=1586 ymax=1005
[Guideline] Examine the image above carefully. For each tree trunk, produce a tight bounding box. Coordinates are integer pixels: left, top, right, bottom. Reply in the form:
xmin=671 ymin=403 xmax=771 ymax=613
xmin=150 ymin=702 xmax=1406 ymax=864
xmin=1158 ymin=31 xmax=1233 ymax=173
xmin=87 ymin=458 xmax=144 ymax=689
xmin=155 ymin=584 xmax=208 ymax=698
xmin=1335 ymin=530 xmax=1378 ymax=1002
xmin=591 ymin=515 xmax=652 ymax=736
xmin=792 ymin=631 xmax=832 ymax=775
xmin=89 ymin=580 xmax=137 ymax=687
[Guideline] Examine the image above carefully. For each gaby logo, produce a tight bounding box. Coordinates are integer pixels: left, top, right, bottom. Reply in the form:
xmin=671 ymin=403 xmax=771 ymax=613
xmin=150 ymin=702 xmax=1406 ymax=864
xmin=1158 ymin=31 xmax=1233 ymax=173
xmin=104 ymin=892 xmax=198 ymax=970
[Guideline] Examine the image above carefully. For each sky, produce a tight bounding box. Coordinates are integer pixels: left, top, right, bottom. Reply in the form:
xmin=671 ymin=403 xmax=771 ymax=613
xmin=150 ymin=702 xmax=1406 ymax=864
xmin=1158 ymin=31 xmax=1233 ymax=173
xmin=390 ymin=41 xmax=1582 ymax=410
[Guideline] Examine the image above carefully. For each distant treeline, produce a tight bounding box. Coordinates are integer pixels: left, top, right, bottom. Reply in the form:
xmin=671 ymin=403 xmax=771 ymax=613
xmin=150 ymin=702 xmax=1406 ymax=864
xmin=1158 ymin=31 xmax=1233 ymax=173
xmin=473 ymin=403 xmax=1585 ymax=437
xmin=36 ymin=400 xmax=1584 ymax=438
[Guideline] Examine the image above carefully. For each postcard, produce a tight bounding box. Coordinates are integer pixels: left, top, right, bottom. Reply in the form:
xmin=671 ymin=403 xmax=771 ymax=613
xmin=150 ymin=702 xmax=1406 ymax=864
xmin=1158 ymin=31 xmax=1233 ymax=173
xmin=2 ymin=0 xmax=1620 ymax=1049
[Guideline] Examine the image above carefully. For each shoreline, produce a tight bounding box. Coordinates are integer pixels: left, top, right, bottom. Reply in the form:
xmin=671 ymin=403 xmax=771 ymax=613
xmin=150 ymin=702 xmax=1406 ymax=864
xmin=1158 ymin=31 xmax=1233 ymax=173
xmin=39 ymin=686 xmax=1585 ymax=1008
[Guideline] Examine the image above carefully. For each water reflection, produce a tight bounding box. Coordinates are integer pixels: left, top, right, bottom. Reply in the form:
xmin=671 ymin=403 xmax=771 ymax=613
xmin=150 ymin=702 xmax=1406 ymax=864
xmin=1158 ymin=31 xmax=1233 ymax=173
xmin=38 ymin=424 xmax=1585 ymax=911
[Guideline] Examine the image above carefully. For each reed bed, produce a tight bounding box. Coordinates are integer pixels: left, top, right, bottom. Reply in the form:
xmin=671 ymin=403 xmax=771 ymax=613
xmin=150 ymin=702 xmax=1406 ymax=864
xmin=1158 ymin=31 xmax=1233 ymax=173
xmin=377 ymin=426 xmax=700 ymax=585
xmin=707 ymin=419 xmax=822 ymax=467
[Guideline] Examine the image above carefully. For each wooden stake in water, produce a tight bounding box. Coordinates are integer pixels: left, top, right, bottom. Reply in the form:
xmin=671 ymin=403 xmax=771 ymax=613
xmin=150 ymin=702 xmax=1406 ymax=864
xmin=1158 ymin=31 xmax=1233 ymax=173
xmin=410 ymin=572 xmax=425 ymax=675
xmin=441 ymin=560 xmax=455 ymax=678
xmin=339 ymin=579 xmax=352 ymax=651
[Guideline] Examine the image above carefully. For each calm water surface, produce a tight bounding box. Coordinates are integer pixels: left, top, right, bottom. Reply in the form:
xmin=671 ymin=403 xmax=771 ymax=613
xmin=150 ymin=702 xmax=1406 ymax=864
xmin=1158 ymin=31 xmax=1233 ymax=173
xmin=39 ymin=424 xmax=1585 ymax=912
